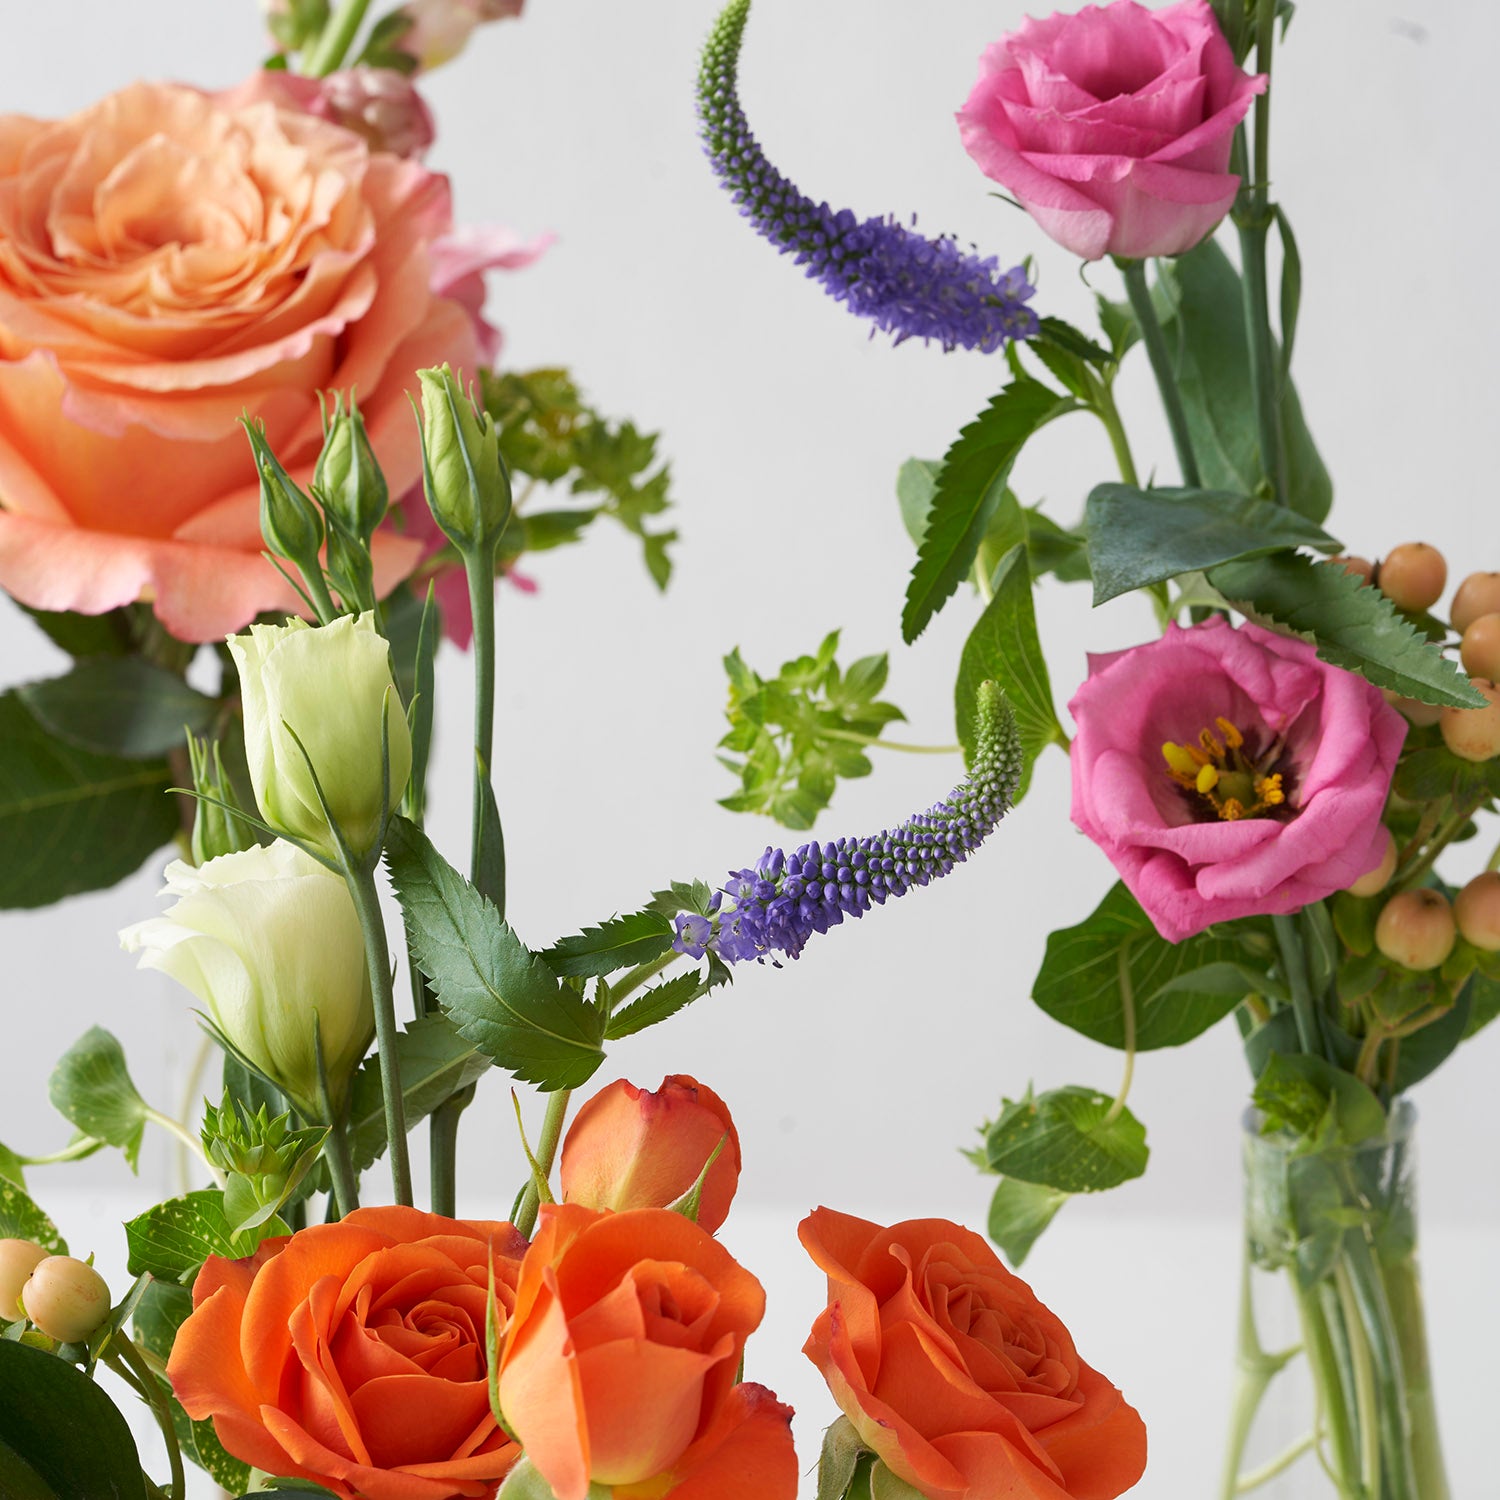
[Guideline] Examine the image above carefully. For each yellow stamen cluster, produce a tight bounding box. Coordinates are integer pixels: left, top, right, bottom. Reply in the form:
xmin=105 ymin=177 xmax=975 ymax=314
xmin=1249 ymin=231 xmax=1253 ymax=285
xmin=1161 ymin=717 xmax=1287 ymax=822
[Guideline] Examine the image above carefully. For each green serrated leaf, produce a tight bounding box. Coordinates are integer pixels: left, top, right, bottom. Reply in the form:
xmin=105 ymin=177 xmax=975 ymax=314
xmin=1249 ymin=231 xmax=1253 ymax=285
xmin=125 ymin=1190 xmax=285 ymax=1284
xmin=1209 ymin=551 xmax=1485 ymax=708
xmin=986 ymin=1176 xmax=1069 ymax=1267
xmin=955 ymin=546 xmax=1062 ymax=803
xmin=902 ymin=380 xmax=1076 ymax=643
xmin=48 ymin=1028 xmax=149 ymax=1172
xmin=984 ymin=1086 xmax=1148 ymax=1193
xmin=0 ymin=1181 xmax=66 ymax=1255
xmin=0 ymin=1341 xmax=147 ymax=1500
xmin=606 ymin=966 xmax=721 ymax=1040
xmin=1155 ymin=238 xmax=1331 ymax=522
xmin=385 ymin=817 xmax=605 ymax=1091
xmin=18 ymin=658 xmax=217 ymax=760
xmin=1034 ymin=884 xmax=1260 ymax=1049
xmin=541 ymin=912 xmax=675 ymax=979
xmin=646 ymin=880 xmax=714 ymax=920
xmin=1085 ymin=485 xmax=1339 ymax=605
xmin=895 ymin=458 xmax=941 ymax=549
xmin=344 ymin=1016 xmax=492 ymax=1174
xmin=0 ymin=692 xmax=176 ymax=909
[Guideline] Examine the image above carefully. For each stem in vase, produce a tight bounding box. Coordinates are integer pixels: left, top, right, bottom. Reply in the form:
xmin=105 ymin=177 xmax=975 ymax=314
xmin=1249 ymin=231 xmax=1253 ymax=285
xmin=1381 ymin=1253 xmax=1450 ymax=1500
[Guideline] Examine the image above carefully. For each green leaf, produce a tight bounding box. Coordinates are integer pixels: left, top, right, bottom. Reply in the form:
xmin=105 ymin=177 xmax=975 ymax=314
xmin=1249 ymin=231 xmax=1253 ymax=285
xmin=392 ymin=583 xmax=440 ymax=825
xmin=18 ymin=658 xmax=216 ymax=760
xmin=1095 ymin=294 xmax=1139 ymax=360
xmin=124 ymin=1190 xmax=285 ymax=1284
xmin=385 ymin=817 xmax=606 ymax=1091
xmin=1155 ymin=238 xmax=1332 ymax=522
xmin=0 ymin=1180 xmax=66 ymax=1255
xmin=0 ymin=1340 xmax=147 ymax=1500
xmin=1033 ymin=883 xmax=1257 ymax=1049
xmin=541 ymin=911 xmax=675 ymax=979
xmin=13 ymin=600 xmax=133 ymax=659
xmin=1393 ymin=742 xmax=1500 ymax=807
xmin=48 ymin=1028 xmax=150 ymax=1172
xmin=606 ymin=965 xmax=723 ymax=1041
xmin=1464 ymin=971 xmax=1500 ymax=1039
xmin=1024 ymin=508 xmax=1090 ymax=584
xmin=955 ymin=546 xmax=1063 ymax=804
xmin=344 ymin=1014 xmax=492 ymax=1174
xmin=1085 ymin=485 xmax=1339 ymax=606
xmin=0 ymin=691 xmax=176 ymax=909
xmin=1036 ymin=316 xmax=1115 ymax=369
xmin=986 ymin=1176 xmax=1069 ymax=1267
xmin=132 ymin=1280 xmax=251 ymax=1494
xmin=1253 ymin=1053 xmax=1386 ymax=1146
xmin=1274 ymin=207 xmax=1302 ymax=384
xmin=1209 ymin=551 xmax=1485 ymax=708
xmin=902 ymin=380 xmax=1076 ymax=643
xmin=895 ymin=458 xmax=941 ymax=548
xmin=984 ymin=1086 xmax=1148 ymax=1193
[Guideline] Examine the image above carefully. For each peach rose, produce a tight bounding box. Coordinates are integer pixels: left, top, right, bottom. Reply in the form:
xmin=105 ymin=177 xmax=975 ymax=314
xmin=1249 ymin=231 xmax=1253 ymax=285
xmin=0 ymin=74 xmax=497 ymax=641
xmin=801 ymin=1209 xmax=1146 ymax=1499
xmin=168 ymin=1205 xmax=527 ymax=1500
xmin=498 ymin=1203 xmax=797 ymax=1500
xmin=559 ymin=1074 xmax=742 ymax=1233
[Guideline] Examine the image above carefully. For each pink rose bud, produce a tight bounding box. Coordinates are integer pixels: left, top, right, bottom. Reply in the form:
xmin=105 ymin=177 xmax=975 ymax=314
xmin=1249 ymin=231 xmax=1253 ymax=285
xmin=559 ymin=1075 xmax=742 ymax=1233
xmin=317 ymin=68 xmax=436 ymax=159
xmin=957 ymin=0 xmax=1265 ymax=261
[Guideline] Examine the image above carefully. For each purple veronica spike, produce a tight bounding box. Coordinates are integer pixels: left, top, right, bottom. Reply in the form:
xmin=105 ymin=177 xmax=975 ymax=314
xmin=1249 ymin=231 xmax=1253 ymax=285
xmin=697 ymin=0 xmax=1039 ymax=352
xmin=680 ymin=684 xmax=1021 ymax=965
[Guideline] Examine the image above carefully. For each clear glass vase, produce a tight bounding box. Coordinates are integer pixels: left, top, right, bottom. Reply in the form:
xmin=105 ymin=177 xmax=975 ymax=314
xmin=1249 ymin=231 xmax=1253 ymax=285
xmin=1221 ymin=1102 xmax=1449 ymax=1499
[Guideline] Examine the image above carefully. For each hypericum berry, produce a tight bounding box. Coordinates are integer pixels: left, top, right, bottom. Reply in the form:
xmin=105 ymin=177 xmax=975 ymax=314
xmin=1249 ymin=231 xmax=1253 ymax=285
xmin=1348 ymin=827 xmax=1397 ymax=898
xmin=1439 ymin=679 xmax=1500 ymax=762
xmin=1460 ymin=614 xmax=1500 ymax=681
xmin=1382 ymin=688 xmax=1443 ymax=727
xmin=1377 ymin=542 xmax=1447 ymax=612
xmin=1375 ymin=888 xmax=1457 ymax=972
xmin=0 ymin=1239 xmax=47 ymax=1321
xmin=1327 ymin=555 xmax=1374 ymax=585
xmin=1451 ymin=572 xmax=1500 ymax=634
xmin=1455 ymin=872 xmax=1500 ymax=952
xmin=20 ymin=1255 xmax=111 ymax=1343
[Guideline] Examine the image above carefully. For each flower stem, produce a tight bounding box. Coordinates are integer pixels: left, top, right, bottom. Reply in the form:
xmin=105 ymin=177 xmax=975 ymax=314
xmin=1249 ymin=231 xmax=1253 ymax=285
xmin=1382 ymin=1253 xmax=1451 ymax=1499
xmin=108 ymin=1333 xmax=185 ymax=1500
xmin=1295 ymin=1284 xmax=1364 ymax=1496
xmin=1334 ymin=1262 xmax=1381 ymax=1494
xmin=1272 ymin=912 xmax=1325 ymax=1061
xmin=315 ymin=1042 xmax=360 ymax=1218
xmin=818 ymin=727 xmax=961 ymax=755
xmin=514 ymin=1088 xmax=572 ymax=1238
xmin=1092 ymin=376 xmax=1140 ymax=487
xmin=345 ymin=861 xmax=413 ymax=1207
xmin=1119 ymin=257 xmax=1202 ymax=488
xmin=305 ymin=0 xmax=373 ymax=75
xmin=1102 ymin=945 xmax=1136 ymax=1128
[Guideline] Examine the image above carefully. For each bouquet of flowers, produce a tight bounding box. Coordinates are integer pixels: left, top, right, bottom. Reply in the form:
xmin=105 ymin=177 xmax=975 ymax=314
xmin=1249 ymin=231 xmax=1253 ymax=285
xmin=1 ymin=0 xmax=1494 ymax=1498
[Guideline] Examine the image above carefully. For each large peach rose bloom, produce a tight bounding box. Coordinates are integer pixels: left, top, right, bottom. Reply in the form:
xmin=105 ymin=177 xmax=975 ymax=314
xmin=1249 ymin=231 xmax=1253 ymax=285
xmin=0 ymin=75 xmax=518 ymax=641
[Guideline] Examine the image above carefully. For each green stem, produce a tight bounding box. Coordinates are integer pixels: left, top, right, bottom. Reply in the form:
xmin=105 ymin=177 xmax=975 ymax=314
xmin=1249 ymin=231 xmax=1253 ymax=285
xmin=1235 ymin=1432 xmax=1319 ymax=1494
xmin=109 ymin=1335 xmax=185 ymax=1500
xmin=142 ymin=1108 xmax=224 ymax=1189
xmin=1394 ymin=805 xmax=1472 ymax=893
xmin=305 ymin=0 xmax=373 ymax=75
xmin=1334 ymin=1263 xmax=1381 ymax=1495
xmin=514 ymin=1089 xmax=572 ymax=1238
xmin=818 ymin=727 xmax=961 ymax=755
xmin=1118 ymin=257 xmax=1202 ymax=488
xmin=315 ymin=1050 xmax=360 ymax=1218
xmin=1092 ymin=376 xmax=1141 ymax=487
xmin=1382 ymin=1254 xmax=1450 ymax=1499
xmin=1102 ymin=945 xmax=1136 ymax=1128
xmin=1272 ymin=912 xmax=1325 ymax=1060
xmin=1296 ymin=1284 xmax=1364 ymax=1496
xmin=429 ymin=1084 xmax=475 ymax=1219
xmin=465 ymin=549 xmax=502 ymax=907
xmin=345 ymin=861 xmax=412 ymax=1206
xmin=1342 ymin=1231 xmax=1419 ymax=1500
xmin=613 ymin=952 xmax=680 ymax=1006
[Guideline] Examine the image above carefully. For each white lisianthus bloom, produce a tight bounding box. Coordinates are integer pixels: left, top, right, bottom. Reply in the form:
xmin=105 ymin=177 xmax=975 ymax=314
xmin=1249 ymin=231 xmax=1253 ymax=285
xmin=396 ymin=0 xmax=523 ymax=72
xmin=228 ymin=614 xmax=412 ymax=862
xmin=120 ymin=842 xmax=373 ymax=1116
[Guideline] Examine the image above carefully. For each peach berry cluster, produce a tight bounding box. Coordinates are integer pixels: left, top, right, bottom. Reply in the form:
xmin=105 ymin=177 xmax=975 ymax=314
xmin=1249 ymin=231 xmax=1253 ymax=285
xmin=0 ymin=1238 xmax=111 ymax=1343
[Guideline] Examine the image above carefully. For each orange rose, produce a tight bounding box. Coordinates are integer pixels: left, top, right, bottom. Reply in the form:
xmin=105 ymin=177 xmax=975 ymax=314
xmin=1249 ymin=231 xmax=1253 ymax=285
xmin=497 ymin=1203 xmax=797 ymax=1500
xmin=559 ymin=1074 xmax=741 ymax=1233
xmin=0 ymin=74 xmax=483 ymax=641
xmin=800 ymin=1209 xmax=1146 ymax=1500
xmin=168 ymin=1205 xmax=527 ymax=1500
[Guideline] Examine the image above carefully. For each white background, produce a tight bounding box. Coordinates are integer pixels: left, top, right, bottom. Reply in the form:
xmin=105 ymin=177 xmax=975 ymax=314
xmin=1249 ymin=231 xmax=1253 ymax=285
xmin=2 ymin=1 xmax=1497 ymax=1495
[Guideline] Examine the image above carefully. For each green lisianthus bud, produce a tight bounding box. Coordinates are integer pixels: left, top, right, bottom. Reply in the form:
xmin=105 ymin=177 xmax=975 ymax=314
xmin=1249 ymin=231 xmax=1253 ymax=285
xmin=202 ymin=1094 xmax=328 ymax=1231
xmin=187 ymin=735 xmax=258 ymax=866
xmin=416 ymin=365 xmax=511 ymax=552
xmin=228 ymin=614 xmax=412 ymax=861
xmin=315 ymin=393 xmax=389 ymax=543
xmin=121 ymin=842 xmax=374 ymax=1119
xmin=243 ymin=419 xmax=323 ymax=570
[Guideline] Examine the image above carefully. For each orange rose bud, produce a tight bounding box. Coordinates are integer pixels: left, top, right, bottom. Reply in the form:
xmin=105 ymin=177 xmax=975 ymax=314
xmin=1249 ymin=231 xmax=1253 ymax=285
xmin=559 ymin=1074 xmax=742 ymax=1233
xmin=498 ymin=1204 xmax=796 ymax=1500
xmin=800 ymin=1209 xmax=1147 ymax=1500
xmin=168 ymin=1206 xmax=527 ymax=1500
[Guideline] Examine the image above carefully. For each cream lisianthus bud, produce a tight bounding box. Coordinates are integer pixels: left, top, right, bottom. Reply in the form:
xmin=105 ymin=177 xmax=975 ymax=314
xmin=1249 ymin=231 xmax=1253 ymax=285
xmin=120 ymin=843 xmax=373 ymax=1117
xmin=416 ymin=364 xmax=511 ymax=552
xmin=229 ymin=614 xmax=412 ymax=861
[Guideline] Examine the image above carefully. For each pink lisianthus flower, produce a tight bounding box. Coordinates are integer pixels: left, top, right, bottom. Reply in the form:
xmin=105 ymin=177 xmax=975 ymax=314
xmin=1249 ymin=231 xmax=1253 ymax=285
xmin=957 ymin=0 xmax=1264 ymax=261
xmin=1068 ymin=619 xmax=1407 ymax=942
